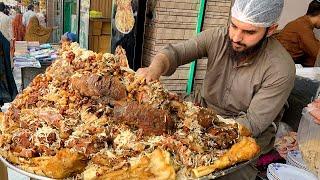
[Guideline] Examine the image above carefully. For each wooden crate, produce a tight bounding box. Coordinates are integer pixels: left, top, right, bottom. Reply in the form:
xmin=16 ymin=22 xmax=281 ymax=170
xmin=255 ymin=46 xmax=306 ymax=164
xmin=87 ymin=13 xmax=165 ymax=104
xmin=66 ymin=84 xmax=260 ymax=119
xmin=101 ymin=22 xmax=112 ymax=35
xmin=99 ymin=35 xmax=111 ymax=53
xmin=88 ymin=18 xmax=111 ymax=53
xmin=93 ymin=35 xmax=100 ymax=52
xmin=90 ymin=0 xmax=113 ymax=18
xmin=89 ymin=20 xmax=102 ymax=36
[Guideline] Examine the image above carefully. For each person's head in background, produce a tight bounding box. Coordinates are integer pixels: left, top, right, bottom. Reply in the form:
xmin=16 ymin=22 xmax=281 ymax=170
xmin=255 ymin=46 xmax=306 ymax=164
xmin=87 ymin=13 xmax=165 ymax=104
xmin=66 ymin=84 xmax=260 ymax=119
xmin=27 ymin=4 xmax=34 ymax=11
xmin=0 ymin=2 xmax=5 ymax=13
xmin=4 ymin=5 xmax=10 ymax=15
xmin=15 ymin=7 xmax=22 ymax=14
xmin=34 ymin=2 xmax=40 ymax=13
xmin=307 ymin=0 xmax=320 ymax=29
xmin=60 ymin=32 xmax=78 ymax=44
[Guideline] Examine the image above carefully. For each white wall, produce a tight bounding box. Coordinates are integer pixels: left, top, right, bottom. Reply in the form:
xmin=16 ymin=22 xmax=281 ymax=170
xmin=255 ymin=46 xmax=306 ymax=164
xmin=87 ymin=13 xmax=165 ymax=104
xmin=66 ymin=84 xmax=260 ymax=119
xmin=278 ymin=0 xmax=312 ymax=29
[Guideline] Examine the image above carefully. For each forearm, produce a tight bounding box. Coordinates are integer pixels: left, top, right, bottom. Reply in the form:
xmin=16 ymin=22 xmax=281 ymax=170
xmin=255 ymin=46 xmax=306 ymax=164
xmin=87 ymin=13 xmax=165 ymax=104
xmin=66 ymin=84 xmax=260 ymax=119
xmin=158 ymin=29 xmax=213 ymax=75
xmin=149 ymin=53 xmax=170 ymax=76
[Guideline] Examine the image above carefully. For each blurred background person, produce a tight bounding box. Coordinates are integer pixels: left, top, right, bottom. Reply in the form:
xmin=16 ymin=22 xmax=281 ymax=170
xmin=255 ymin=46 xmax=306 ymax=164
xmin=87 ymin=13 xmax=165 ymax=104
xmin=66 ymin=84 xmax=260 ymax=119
xmin=60 ymin=32 xmax=78 ymax=44
xmin=22 ymin=4 xmax=36 ymax=27
xmin=3 ymin=4 xmax=10 ymax=16
xmin=34 ymin=2 xmax=46 ymax=27
xmin=12 ymin=7 xmax=25 ymax=41
xmin=24 ymin=16 xmax=57 ymax=43
xmin=9 ymin=6 xmax=16 ymax=18
xmin=0 ymin=2 xmax=13 ymax=43
xmin=0 ymin=2 xmax=18 ymax=107
xmin=276 ymin=0 xmax=320 ymax=67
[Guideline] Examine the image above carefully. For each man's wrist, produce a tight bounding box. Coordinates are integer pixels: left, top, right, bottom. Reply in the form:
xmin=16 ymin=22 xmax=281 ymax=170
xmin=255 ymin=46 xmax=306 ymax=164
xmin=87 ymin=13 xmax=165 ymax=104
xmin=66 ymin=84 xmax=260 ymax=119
xmin=149 ymin=54 xmax=166 ymax=75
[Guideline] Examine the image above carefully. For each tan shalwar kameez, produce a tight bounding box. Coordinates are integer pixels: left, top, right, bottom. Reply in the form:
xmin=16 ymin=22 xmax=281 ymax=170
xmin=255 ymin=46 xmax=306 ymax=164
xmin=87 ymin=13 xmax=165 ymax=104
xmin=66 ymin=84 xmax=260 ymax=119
xmin=158 ymin=26 xmax=296 ymax=179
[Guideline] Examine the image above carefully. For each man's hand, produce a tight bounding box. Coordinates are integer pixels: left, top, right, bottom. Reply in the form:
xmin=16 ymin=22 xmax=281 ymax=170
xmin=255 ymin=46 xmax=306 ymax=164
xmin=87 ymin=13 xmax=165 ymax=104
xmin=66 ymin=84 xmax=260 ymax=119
xmin=136 ymin=53 xmax=170 ymax=83
xmin=136 ymin=67 xmax=161 ymax=83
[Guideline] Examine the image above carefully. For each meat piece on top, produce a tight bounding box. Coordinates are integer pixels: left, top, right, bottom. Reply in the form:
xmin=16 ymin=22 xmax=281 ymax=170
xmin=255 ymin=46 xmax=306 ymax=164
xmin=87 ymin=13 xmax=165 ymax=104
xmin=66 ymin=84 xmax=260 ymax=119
xmin=113 ymin=102 xmax=175 ymax=136
xmin=71 ymin=74 xmax=127 ymax=101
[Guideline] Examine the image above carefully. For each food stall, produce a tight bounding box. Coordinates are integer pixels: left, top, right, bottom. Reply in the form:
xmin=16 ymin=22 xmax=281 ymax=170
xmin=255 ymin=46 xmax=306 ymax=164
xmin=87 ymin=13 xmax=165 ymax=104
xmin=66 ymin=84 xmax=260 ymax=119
xmin=0 ymin=42 xmax=261 ymax=180
xmin=1 ymin=0 xmax=320 ymax=179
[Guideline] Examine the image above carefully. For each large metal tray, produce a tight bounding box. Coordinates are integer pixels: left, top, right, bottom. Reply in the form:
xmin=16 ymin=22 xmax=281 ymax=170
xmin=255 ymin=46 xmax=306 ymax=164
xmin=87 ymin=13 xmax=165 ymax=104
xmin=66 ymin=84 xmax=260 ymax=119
xmin=200 ymin=157 xmax=258 ymax=179
xmin=0 ymin=156 xmax=53 ymax=180
xmin=1 ymin=155 xmax=257 ymax=180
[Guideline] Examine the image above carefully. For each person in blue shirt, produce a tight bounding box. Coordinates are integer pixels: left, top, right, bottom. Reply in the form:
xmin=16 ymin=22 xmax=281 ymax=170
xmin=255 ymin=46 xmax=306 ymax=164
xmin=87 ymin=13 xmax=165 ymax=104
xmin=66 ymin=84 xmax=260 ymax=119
xmin=60 ymin=32 xmax=78 ymax=43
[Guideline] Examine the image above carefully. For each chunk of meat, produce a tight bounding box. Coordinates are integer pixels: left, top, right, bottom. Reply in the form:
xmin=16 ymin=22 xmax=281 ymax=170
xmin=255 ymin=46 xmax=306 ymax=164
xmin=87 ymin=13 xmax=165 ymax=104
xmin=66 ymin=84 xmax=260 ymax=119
xmin=66 ymin=136 xmax=107 ymax=156
xmin=19 ymin=148 xmax=37 ymax=158
xmin=37 ymin=132 xmax=57 ymax=145
xmin=11 ymin=130 xmax=38 ymax=158
xmin=39 ymin=111 xmax=63 ymax=128
xmin=37 ymin=144 xmax=56 ymax=156
xmin=113 ymin=102 xmax=175 ymax=136
xmin=109 ymin=77 xmax=127 ymax=100
xmin=70 ymin=74 xmax=127 ymax=100
xmin=206 ymin=126 xmax=239 ymax=149
xmin=66 ymin=51 xmax=75 ymax=63
xmin=12 ymin=130 xmax=32 ymax=149
xmin=197 ymin=108 xmax=219 ymax=129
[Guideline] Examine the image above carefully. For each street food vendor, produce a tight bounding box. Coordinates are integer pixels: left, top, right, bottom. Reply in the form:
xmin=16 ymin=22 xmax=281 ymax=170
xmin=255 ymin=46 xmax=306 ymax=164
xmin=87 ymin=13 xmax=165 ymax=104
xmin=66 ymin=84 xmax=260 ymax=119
xmin=137 ymin=0 xmax=295 ymax=179
xmin=276 ymin=0 xmax=320 ymax=67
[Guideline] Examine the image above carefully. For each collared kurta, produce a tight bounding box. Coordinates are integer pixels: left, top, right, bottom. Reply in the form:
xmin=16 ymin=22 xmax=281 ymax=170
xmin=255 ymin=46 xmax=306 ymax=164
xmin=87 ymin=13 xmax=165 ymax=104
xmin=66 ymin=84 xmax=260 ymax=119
xmin=276 ymin=15 xmax=320 ymax=67
xmin=159 ymin=26 xmax=295 ymax=138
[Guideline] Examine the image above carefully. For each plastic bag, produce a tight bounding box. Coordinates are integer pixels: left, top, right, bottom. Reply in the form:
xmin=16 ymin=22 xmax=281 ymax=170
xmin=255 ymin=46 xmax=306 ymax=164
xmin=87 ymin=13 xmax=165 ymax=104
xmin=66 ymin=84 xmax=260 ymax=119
xmin=298 ymin=108 xmax=320 ymax=178
xmin=274 ymin=131 xmax=298 ymax=159
xmin=276 ymin=122 xmax=293 ymax=139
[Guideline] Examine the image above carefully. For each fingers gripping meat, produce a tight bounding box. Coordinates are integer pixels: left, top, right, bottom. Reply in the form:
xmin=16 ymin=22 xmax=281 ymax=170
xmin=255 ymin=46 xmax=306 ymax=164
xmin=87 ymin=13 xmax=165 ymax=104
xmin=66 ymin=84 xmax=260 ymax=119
xmin=113 ymin=102 xmax=175 ymax=136
xmin=71 ymin=74 xmax=127 ymax=100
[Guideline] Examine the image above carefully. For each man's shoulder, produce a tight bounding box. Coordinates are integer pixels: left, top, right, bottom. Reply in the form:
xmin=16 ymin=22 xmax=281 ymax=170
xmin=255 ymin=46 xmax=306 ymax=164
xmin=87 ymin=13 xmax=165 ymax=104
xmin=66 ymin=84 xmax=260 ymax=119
xmin=199 ymin=26 xmax=229 ymax=48
xmin=263 ymin=37 xmax=296 ymax=77
xmin=202 ymin=26 xmax=228 ymax=36
xmin=266 ymin=37 xmax=293 ymax=60
xmin=285 ymin=16 xmax=310 ymax=30
xmin=292 ymin=15 xmax=308 ymax=24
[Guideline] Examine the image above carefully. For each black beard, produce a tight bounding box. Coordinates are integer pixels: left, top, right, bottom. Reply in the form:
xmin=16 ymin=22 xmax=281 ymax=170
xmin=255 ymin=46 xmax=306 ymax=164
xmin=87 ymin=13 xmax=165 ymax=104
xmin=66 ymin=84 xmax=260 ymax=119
xmin=227 ymin=33 xmax=267 ymax=61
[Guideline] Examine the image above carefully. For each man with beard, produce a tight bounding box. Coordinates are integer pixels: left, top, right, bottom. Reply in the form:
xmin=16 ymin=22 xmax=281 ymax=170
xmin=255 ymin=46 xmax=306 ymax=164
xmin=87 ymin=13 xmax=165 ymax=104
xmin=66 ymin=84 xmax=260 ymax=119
xmin=137 ymin=0 xmax=295 ymax=179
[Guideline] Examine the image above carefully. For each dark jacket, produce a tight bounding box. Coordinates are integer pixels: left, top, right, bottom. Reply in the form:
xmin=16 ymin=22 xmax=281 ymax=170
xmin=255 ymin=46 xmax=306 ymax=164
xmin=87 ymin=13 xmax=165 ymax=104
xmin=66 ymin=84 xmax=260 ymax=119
xmin=0 ymin=31 xmax=18 ymax=105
